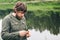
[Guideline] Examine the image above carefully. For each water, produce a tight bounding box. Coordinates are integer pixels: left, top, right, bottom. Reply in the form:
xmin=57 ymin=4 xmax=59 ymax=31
xmin=0 ymin=19 xmax=2 ymax=40
xmin=28 ymin=29 xmax=60 ymax=40
xmin=0 ymin=19 xmax=60 ymax=40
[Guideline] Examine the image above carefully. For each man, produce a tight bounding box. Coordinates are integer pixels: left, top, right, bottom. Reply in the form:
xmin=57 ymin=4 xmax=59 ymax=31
xmin=1 ymin=1 xmax=30 ymax=40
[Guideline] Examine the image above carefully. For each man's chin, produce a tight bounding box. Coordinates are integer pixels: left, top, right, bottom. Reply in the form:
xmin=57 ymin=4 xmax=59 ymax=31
xmin=19 ymin=16 xmax=23 ymax=19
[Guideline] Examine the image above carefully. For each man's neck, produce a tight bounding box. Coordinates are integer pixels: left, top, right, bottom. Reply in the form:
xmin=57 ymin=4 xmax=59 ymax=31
xmin=16 ymin=15 xmax=21 ymax=20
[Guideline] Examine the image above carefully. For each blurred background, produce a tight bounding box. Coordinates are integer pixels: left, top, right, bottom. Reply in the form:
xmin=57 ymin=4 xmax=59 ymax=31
xmin=0 ymin=0 xmax=60 ymax=40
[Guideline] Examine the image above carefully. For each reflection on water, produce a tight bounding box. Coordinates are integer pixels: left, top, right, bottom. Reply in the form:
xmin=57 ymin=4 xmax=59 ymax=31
xmin=0 ymin=19 xmax=60 ymax=40
xmin=28 ymin=29 xmax=60 ymax=40
xmin=25 ymin=10 xmax=60 ymax=35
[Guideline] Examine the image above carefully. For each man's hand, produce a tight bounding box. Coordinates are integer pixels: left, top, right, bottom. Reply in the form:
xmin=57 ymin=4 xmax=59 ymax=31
xmin=19 ymin=30 xmax=29 ymax=37
xmin=26 ymin=31 xmax=30 ymax=38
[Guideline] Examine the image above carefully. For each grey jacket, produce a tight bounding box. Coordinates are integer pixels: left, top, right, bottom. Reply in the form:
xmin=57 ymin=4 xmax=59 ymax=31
xmin=1 ymin=13 xmax=28 ymax=40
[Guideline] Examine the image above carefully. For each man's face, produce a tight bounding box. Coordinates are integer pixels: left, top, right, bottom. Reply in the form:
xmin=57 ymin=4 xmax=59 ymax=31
xmin=16 ymin=11 xmax=25 ymax=19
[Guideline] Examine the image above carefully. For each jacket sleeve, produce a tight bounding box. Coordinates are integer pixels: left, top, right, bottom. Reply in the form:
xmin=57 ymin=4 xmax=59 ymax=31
xmin=1 ymin=17 xmax=20 ymax=40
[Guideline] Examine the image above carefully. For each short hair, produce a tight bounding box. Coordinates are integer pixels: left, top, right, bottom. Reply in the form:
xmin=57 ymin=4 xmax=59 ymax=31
xmin=13 ymin=1 xmax=27 ymax=13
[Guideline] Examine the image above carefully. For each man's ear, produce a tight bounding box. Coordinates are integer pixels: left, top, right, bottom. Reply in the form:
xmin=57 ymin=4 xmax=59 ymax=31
xmin=14 ymin=8 xmax=17 ymax=13
xmin=12 ymin=13 xmax=16 ymax=16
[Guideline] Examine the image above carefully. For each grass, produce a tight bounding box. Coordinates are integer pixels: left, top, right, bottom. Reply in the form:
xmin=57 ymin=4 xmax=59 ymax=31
xmin=0 ymin=4 xmax=14 ymax=10
xmin=27 ymin=2 xmax=60 ymax=10
xmin=0 ymin=1 xmax=60 ymax=18
xmin=0 ymin=0 xmax=17 ymax=3
xmin=0 ymin=2 xmax=60 ymax=11
xmin=0 ymin=2 xmax=60 ymax=18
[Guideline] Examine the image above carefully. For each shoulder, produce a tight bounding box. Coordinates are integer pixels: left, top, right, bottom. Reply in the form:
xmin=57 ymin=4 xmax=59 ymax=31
xmin=2 ymin=14 xmax=11 ymax=22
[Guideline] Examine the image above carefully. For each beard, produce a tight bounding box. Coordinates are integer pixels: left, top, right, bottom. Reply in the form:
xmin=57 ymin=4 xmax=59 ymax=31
xmin=16 ymin=15 xmax=22 ymax=20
